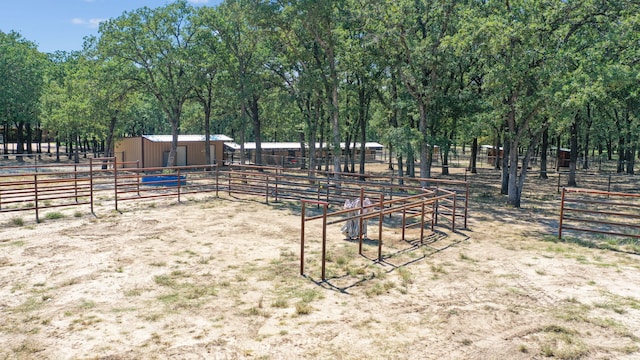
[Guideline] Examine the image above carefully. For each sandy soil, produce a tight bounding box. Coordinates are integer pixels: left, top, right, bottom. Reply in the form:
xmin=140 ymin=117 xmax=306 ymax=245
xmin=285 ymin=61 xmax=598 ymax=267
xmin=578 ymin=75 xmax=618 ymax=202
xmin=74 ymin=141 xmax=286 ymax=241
xmin=1 ymin=169 xmax=639 ymax=360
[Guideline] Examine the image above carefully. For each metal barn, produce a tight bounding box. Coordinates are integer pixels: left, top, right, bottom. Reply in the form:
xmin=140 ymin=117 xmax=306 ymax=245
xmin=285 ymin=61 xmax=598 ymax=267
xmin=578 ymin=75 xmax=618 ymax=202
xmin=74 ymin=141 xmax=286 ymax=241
xmin=114 ymin=134 xmax=233 ymax=168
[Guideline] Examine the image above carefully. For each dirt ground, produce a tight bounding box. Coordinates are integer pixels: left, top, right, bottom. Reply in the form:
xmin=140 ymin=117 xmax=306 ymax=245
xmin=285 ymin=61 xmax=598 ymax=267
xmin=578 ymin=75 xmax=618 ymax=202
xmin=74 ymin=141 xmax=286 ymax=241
xmin=1 ymin=165 xmax=639 ymax=359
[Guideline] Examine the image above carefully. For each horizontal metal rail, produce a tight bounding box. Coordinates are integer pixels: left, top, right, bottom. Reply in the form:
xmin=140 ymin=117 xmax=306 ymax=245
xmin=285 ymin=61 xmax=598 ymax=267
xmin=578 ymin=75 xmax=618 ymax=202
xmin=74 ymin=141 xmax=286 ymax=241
xmin=1 ymin=161 xmax=469 ymax=228
xmin=559 ymin=187 xmax=640 ymax=240
xmin=300 ymin=188 xmax=452 ymax=281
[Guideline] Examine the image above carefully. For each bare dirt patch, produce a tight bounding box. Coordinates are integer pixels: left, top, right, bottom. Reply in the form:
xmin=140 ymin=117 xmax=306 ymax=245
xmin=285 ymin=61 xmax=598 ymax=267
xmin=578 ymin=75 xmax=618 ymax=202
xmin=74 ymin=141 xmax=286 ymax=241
xmin=1 ymin=168 xmax=639 ymax=359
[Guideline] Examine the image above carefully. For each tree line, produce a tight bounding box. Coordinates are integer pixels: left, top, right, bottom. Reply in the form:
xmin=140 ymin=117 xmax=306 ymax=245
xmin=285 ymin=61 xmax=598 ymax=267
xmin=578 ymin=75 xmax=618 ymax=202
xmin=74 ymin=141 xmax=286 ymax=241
xmin=0 ymin=0 xmax=638 ymax=207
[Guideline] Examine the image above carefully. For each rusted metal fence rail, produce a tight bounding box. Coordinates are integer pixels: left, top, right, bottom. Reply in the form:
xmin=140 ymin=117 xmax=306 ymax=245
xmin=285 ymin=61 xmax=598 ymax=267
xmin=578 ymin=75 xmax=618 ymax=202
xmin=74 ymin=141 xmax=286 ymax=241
xmin=1 ymin=160 xmax=469 ymax=227
xmin=311 ymin=169 xmax=469 ymax=228
xmin=300 ymin=188 xmax=452 ymax=281
xmin=559 ymin=188 xmax=640 ymax=240
xmin=556 ymin=171 xmax=640 ymax=194
xmin=0 ymin=165 xmax=91 ymax=222
xmin=218 ymin=169 xmax=468 ymax=229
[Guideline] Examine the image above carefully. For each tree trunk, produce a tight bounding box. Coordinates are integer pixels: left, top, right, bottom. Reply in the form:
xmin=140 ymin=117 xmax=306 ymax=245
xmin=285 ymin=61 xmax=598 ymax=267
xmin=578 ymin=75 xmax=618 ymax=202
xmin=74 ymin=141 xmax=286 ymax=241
xmin=625 ymin=109 xmax=634 ymax=175
xmin=83 ymin=138 xmax=89 ymax=158
xmin=614 ymin=109 xmax=625 ymax=173
xmin=74 ymin=134 xmax=80 ymax=164
xmin=55 ymin=138 xmax=60 ymax=162
xmin=26 ymin=123 xmax=33 ymax=157
xmin=568 ymin=112 xmax=579 ymax=187
xmin=168 ymin=118 xmax=179 ymax=168
xmin=582 ymin=103 xmax=593 ymax=170
xmin=555 ymin=136 xmax=561 ymax=171
xmin=2 ymin=124 xmax=8 ymax=160
xmin=16 ymin=122 xmax=25 ymax=162
xmin=67 ymin=138 xmax=73 ymax=160
xmin=468 ymin=137 xmax=478 ymax=174
xmin=358 ymin=82 xmax=370 ymax=178
xmin=407 ymin=150 xmax=415 ymax=177
xmin=506 ymin=137 xmax=520 ymax=207
xmin=494 ymin=130 xmax=501 ymax=170
xmin=627 ymin=144 xmax=636 ymax=175
xmin=539 ymin=125 xmax=549 ymax=179
xmin=397 ymin=155 xmax=404 ymax=185
xmin=103 ymin=115 xmax=118 ymax=169
xmin=204 ymin=104 xmax=212 ymax=168
xmin=318 ymin=118 xmax=325 ymax=171
xmin=418 ymin=100 xmax=431 ymax=181
xmin=441 ymin=143 xmax=450 ymax=175
xmin=343 ymin=138 xmax=351 ymax=173
xmin=501 ymin=139 xmax=510 ymax=195
xmin=250 ymin=95 xmax=262 ymax=167
xmin=36 ymin=125 xmax=42 ymax=159
xmin=299 ymin=131 xmax=306 ymax=170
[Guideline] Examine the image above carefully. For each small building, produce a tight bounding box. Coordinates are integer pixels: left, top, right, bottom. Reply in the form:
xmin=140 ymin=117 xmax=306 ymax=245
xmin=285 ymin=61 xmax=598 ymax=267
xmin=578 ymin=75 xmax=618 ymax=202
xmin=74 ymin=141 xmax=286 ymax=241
xmin=481 ymin=145 xmax=503 ymax=166
xmin=224 ymin=141 xmax=385 ymax=165
xmin=115 ymin=134 xmax=233 ymax=168
xmin=555 ymin=147 xmax=571 ymax=168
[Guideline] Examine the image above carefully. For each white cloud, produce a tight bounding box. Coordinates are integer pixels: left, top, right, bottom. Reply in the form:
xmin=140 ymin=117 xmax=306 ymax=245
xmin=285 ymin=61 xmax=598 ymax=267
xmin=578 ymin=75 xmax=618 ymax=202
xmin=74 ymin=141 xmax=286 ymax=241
xmin=188 ymin=0 xmax=209 ymax=4
xmin=70 ymin=18 xmax=104 ymax=29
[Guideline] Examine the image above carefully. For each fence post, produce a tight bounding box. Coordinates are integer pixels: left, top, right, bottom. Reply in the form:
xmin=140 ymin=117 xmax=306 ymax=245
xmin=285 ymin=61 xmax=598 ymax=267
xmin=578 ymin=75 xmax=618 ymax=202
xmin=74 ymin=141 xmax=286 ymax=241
xmin=74 ymin=164 xmax=78 ymax=203
xmin=401 ymin=206 xmax=406 ymax=242
xmin=114 ymin=156 xmax=118 ymax=211
xmin=378 ymin=193 xmax=384 ymax=262
xmin=452 ymin=191 xmax=457 ymax=232
xmin=558 ymin=187 xmax=566 ymax=239
xmin=177 ymin=168 xmax=181 ymax=203
xmin=464 ymin=182 xmax=469 ymax=229
xmin=358 ymin=188 xmax=365 ymax=254
xmin=90 ymin=158 xmax=94 ymax=214
xmin=321 ymin=203 xmax=327 ymax=281
xmin=434 ymin=186 xmax=439 ymax=225
xmin=136 ymin=160 xmax=140 ymax=197
xmin=300 ymin=201 xmax=306 ymax=276
xmin=34 ymin=174 xmax=39 ymax=223
xmin=215 ymin=167 xmax=219 ymax=198
xmin=265 ymin=174 xmax=269 ymax=204
xmin=420 ymin=201 xmax=425 ymax=244
xmin=431 ymin=199 xmax=436 ymax=231
xmin=275 ymin=173 xmax=279 ymax=203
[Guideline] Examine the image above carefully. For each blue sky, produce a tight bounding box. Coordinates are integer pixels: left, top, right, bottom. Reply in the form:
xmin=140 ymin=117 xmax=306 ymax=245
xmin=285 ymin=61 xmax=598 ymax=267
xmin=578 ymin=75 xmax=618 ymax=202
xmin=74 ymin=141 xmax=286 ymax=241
xmin=0 ymin=0 xmax=222 ymax=53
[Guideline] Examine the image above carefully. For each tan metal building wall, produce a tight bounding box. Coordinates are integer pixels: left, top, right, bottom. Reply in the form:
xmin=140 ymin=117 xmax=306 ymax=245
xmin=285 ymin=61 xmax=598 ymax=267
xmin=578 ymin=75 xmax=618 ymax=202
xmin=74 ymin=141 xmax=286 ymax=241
xmin=114 ymin=136 xmax=229 ymax=169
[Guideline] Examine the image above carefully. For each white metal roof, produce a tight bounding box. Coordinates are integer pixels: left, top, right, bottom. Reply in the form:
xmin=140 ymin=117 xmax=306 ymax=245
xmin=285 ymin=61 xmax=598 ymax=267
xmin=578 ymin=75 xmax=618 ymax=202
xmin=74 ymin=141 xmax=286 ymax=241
xmin=143 ymin=134 xmax=233 ymax=142
xmin=224 ymin=142 xmax=384 ymax=151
